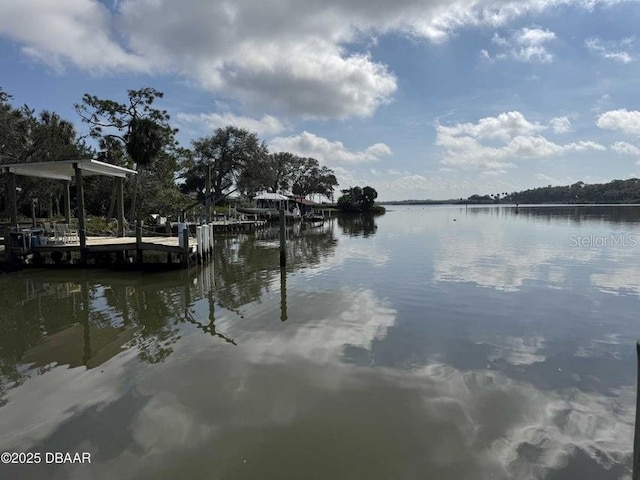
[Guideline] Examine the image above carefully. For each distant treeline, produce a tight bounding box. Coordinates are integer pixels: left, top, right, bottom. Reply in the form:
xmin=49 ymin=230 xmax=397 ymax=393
xmin=381 ymin=178 xmax=640 ymax=205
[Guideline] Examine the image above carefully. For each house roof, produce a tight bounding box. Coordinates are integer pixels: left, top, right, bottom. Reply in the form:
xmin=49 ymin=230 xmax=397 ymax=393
xmin=1 ymin=159 xmax=137 ymax=181
xmin=254 ymin=192 xmax=288 ymax=201
xmin=288 ymin=195 xmax=319 ymax=206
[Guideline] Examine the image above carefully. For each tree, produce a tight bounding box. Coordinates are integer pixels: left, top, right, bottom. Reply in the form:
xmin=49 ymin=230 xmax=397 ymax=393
xmin=264 ymin=152 xmax=299 ymax=193
xmin=75 ymin=87 xmax=178 ymax=220
xmin=337 ymin=185 xmax=381 ymax=213
xmin=1 ymin=89 xmax=90 ymax=218
xmin=290 ymin=157 xmax=338 ymax=198
xmin=181 ymin=127 xmax=269 ymax=203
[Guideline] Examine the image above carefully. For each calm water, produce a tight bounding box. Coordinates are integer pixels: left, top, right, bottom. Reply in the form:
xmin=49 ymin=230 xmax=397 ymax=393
xmin=1 ymin=205 xmax=640 ymax=480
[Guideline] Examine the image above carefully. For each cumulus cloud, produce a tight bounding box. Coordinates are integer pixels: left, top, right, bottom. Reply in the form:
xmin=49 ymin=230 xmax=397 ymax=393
xmin=176 ymin=112 xmax=288 ymax=136
xmin=269 ymin=131 xmax=392 ymax=164
xmin=610 ymin=141 xmax=640 ymax=156
xmin=0 ymin=0 xmax=633 ymax=119
xmin=586 ymin=37 xmax=635 ymax=63
xmin=437 ymin=112 xmax=605 ymax=169
xmin=550 ymin=116 xmax=572 ymax=134
xmin=484 ymin=27 xmax=556 ymax=63
xmin=597 ymin=109 xmax=640 ymax=136
xmin=438 ymin=111 xmax=545 ymax=140
xmin=0 ymin=0 xmax=149 ymax=73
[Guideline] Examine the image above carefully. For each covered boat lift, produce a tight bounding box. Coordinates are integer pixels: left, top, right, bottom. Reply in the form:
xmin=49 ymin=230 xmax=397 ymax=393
xmin=2 ymin=159 xmax=136 ymax=263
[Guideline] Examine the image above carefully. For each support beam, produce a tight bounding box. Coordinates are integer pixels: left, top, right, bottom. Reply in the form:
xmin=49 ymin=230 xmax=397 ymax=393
xmin=8 ymin=173 xmax=18 ymax=228
xmin=279 ymin=208 xmax=286 ymax=267
xmin=63 ymin=180 xmax=71 ymax=224
xmin=74 ymin=163 xmax=87 ymax=264
xmin=31 ymin=198 xmax=37 ymax=227
xmin=206 ymin=164 xmax=212 ymax=223
xmin=116 ymin=177 xmax=125 ymax=237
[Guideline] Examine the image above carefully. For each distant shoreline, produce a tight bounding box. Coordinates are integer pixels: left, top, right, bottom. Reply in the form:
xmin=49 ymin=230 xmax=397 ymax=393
xmin=379 ymin=201 xmax=640 ymax=206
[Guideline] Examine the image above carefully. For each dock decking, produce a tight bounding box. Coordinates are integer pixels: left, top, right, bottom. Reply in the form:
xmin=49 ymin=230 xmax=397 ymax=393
xmin=33 ymin=236 xmax=191 ymax=254
xmin=2 ymin=218 xmax=268 ymax=270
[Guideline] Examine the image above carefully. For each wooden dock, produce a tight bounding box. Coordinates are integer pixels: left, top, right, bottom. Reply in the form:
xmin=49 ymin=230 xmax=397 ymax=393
xmin=2 ymin=218 xmax=267 ymax=270
xmin=33 ymin=236 xmax=189 ymax=253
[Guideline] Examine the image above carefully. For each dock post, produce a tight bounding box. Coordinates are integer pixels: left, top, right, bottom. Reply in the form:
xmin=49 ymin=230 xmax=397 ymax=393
xmin=7 ymin=172 xmax=18 ymax=228
xmin=31 ymin=198 xmax=37 ymax=227
xmin=63 ymin=180 xmax=71 ymax=225
xmin=203 ymin=225 xmax=208 ymax=259
xmin=206 ymin=165 xmax=212 ymax=223
xmin=279 ymin=208 xmax=286 ymax=267
xmin=209 ymin=224 xmax=214 ymax=257
xmin=74 ymin=163 xmax=87 ymax=265
xmin=280 ymin=265 xmax=287 ymax=322
xmin=634 ymin=340 xmax=640 ymax=480
xmin=181 ymin=227 xmax=189 ymax=267
xmin=116 ymin=177 xmax=125 ymax=237
xmin=136 ymin=220 xmax=142 ymax=265
xmin=196 ymin=226 xmax=202 ymax=264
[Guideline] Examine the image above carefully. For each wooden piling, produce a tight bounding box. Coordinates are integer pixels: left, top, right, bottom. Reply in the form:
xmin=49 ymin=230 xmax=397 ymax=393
xmin=280 ymin=265 xmax=287 ymax=322
xmin=8 ymin=172 xmax=18 ymax=228
xmin=31 ymin=198 xmax=37 ymax=227
xmin=181 ymin=227 xmax=189 ymax=266
xmin=206 ymin=165 xmax=212 ymax=223
xmin=279 ymin=209 xmax=286 ymax=267
xmin=135 ymin=220 xmax=142 ymax=265
xmin=117 ymin=177 xmax=125 ymax=237
xmin=73 ymin=163 xmax=87 ymax=265
xmin=63 ymin=180 xmax=71 ymax=225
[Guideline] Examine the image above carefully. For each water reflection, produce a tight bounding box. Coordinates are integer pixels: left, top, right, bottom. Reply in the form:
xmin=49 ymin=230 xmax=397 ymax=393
xmin=0 ymin=222 xmax=339 ymax=406
xmin=430 ymin=206 xmax=640 ymax=294
xmin=337 ymin=213 xmax=378 ymax=237
xmin=0 ymin=208 xmax=638 ymax=480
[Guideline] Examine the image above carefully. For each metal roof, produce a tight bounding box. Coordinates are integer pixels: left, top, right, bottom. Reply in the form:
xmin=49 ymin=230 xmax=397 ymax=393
xmin=1 ymin=159 xmax=137 ymax=181
xmin=254 ymin=192 xmax=288 ymax=201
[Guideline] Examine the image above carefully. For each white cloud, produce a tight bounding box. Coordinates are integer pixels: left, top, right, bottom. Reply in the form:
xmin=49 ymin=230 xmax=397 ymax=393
xmin=269 ymin=131 xmax=392 ymax=164
xmin=586 ymin=37 xmax=635 ymax=63
xmin=597 ymin=109 xmax=640 ymax=136
xmin=485 ymin=27 xmax=556 ymax=63
xmin=535 ymin=173 xmax=564 ymax=185
xmin=0 ymin=0 xmax=633 ymax=119
xmin=610 ymin=141 xmax=640 ymax=156
xmin=438 ymin=111 xmax=546 ymax=140
xmin=176 ymin=112 xmax=288 ymax=136
xmin=481 ymin=169 xmax=508 ymax=177
xmin=0 ymin=0 xmax=149 ymax=73
xmin=437 ymin=112 xmax=605 ymax=169
xmin=550 ymin=116 xmax=572 ymax=134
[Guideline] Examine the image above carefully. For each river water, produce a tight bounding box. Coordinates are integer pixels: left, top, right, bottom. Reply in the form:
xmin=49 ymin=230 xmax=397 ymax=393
xmin=1 ymin=205 xmax=639 ymax=479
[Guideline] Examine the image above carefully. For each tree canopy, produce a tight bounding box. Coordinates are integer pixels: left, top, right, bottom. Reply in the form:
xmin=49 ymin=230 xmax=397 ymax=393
xmin=179 ymin=127 xmax=339 ymax=204
xmin=2 ymin=85 xmax=342 ymax=223
xmin=337 ymin=186 xmax=383 ymax=213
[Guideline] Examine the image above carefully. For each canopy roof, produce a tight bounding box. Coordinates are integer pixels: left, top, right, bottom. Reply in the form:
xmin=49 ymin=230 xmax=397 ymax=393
xmin=1 ymin=159 xmax=137 ymax=181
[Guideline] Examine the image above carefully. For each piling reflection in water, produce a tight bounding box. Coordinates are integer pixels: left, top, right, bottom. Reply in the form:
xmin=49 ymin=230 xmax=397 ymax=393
xmin=0 ymin=219 xmax=338 ymax=397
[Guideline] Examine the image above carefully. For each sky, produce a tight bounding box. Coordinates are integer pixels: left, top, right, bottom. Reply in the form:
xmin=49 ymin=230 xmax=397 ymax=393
xmin=1 ymin=0 xmax=640 ymax=200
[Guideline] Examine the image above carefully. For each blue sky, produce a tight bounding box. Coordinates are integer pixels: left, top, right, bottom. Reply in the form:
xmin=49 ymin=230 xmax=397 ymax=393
xmin=1 ymin=0 xmax=640 ymax=200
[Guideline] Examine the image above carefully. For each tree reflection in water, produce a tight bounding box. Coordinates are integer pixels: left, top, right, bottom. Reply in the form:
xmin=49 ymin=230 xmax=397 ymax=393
xmin=337 ymin=214 xmax=378 ymax=237
xmin=0 ymin=219 xmax=339 ymax=404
